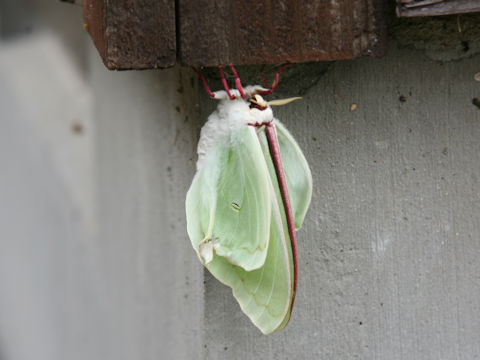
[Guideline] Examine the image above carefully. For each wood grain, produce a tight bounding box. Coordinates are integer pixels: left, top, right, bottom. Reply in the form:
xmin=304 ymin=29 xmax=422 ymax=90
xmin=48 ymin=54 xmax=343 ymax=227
xmin=83 ymin=0 xmax=387 ymax=69
xmin=83 ymin=0 xmax=176 ymax=69
xmin=179 ymin=0 xmax=387 ymax=66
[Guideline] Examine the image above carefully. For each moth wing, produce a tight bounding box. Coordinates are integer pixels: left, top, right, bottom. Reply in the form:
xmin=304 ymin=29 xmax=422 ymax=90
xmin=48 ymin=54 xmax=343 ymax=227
xmin=252 ymin=119 xmax=313 ymax=331
xmin=206 ymin=177 xmax=293 ymax=334
xmin=273 ymin=119 xmax=313 ymax=229
xmin=186 ymin=126 xmax=271 ymax=271
xmin=206 ymin=126 xmax=298 ymax=334
xmin=256 ymin=128 xmax=298 ymax=331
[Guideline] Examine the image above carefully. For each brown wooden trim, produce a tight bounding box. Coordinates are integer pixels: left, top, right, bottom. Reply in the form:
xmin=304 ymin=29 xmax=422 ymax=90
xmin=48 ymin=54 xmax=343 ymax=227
xmin=83 ymin=0 xmax=106 ymax=65
xmin=83 ymin=0 xmax=176 ymax=70
xmin=179 ymin=0 xmax=387 ymax=67
xmin=83 ymin=0 xmax=387 ymax=69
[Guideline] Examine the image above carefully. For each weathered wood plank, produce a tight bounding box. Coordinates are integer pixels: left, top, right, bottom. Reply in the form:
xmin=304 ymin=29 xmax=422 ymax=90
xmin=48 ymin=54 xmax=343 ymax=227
xmin=397 ymin=0 xmax=480 ymax=17
xmin=83 ymin=0 xmax=176 ymax=70
xmin=83 ymin=0 xmax=105 ymax=65
xmin=83 ymin=0 xmax=388 ymax=69
xmin=179 ymin=0 xmax=387 ymax=66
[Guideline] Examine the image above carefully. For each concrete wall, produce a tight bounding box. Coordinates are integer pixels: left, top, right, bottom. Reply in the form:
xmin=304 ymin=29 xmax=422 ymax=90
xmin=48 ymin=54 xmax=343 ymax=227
xmin=0 ymin=3 xmax=479 ymax=359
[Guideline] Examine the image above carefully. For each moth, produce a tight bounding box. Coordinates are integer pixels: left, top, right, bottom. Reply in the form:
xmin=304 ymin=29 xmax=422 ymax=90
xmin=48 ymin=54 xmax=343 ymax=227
xmin=186 ymin=65 xmax=312 ymax=334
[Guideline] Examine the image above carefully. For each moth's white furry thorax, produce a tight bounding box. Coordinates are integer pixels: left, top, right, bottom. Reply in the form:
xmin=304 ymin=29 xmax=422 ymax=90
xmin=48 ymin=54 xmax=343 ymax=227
xmin=196 ymin=88 xmax=274 ymax=170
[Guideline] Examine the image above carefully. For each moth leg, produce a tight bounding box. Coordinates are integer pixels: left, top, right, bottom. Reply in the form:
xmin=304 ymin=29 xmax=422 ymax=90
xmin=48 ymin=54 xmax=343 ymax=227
xmin=191 ymin=67 xmax=216 ymax=98
xmin=258 ymin=63 xmax=291 ymax=96
xmin=270 ymin=63 xmax=291 ymax=93
xmin=259 ymin=64 xmax=270 ymax=89
xmin=218 ymin=66 xmax=236 ymax=100
xmin=229 ymin=64 xmax=246 ymax=99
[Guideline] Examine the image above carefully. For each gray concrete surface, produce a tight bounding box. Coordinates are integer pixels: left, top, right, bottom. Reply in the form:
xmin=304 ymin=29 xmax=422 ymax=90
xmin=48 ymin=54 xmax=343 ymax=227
xmin=1 ymin=2 xmax=480 ymax=359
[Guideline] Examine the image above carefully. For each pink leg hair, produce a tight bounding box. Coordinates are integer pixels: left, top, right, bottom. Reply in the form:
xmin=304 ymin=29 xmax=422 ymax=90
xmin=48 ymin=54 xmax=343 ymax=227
xmin=218 ymin=66 xmax=236 ymax=100
xmin=258 ymin=63 xmax=291 ymax=96
xmin=192 ymin=66 xmax=235 ymax=100
xmin=259 ymin=65 xmax=270 ymax=89
xmin=228 ymin=64 xmax=246 ymax=99
xmin=192 ymin=67 xmax=215 ymax=98
xmin=270 ymin=64 xmax=291 ymax=92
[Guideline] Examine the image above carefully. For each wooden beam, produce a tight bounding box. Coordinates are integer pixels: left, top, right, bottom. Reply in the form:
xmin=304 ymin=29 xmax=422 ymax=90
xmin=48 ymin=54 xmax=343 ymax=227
xmin=83 ymin=0 xmax=176 ymax=70
xmin=83 ymin=0 xmax=387 ymax=69
xmin=179 ymin=0 xmax=387 ymax=67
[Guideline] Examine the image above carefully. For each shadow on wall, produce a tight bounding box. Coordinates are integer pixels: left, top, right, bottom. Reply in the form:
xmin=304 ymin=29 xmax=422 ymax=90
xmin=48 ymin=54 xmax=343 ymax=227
xmin=0 ymin=0 xmax=87 ymax=71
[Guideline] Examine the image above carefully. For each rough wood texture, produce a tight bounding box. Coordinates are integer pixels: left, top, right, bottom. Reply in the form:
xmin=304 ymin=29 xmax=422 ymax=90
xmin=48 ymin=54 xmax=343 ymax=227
xmin=179 ymin=0 xmax=387 ymax=66
xmin=83 ymin=0 xmax=105 ymax=64
xmin=84 ymin=0 xmax=387 ymax=69
xmin=83 ymin=0 xmax=176 ymax=69
xmin=397 ymin=0 xmax=480 ymax=17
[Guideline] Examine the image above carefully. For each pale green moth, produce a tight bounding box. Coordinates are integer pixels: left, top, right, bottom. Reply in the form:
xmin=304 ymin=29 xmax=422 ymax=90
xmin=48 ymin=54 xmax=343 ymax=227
xmin=186 ymin=66 xmax=312 ymax=334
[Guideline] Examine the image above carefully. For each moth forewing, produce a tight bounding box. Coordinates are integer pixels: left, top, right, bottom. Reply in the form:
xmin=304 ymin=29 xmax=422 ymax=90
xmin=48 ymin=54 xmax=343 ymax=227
xmin=187 ymin=103 xmax=272 ymax=272
xmin=204 ymin=175 xmax=294 ymax=334
xmin=211 ymin=126 xmax=272 ymax=271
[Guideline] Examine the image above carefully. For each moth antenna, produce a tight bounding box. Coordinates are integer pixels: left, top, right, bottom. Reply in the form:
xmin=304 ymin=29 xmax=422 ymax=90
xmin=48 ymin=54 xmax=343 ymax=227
xmin=229 ymin=64 xmax=246 ymax=99
xmin=192 ymin=67 xmax=216 ymax=98
xmin=258 ymin=63 xmax=292 ymax=96
xmin=218 ymin=66 xmax=236 ymax=100
xmin=259 ymin=64 xmax=270 ymax=89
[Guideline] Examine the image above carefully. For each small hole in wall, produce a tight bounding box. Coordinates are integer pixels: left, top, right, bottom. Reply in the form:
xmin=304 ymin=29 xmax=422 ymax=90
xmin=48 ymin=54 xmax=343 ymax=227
xmin=71 ymin=121 xmax=83 ymax=135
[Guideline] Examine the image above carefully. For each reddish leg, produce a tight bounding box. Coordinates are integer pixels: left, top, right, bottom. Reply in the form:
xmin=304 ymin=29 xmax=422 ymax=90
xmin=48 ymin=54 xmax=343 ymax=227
xmin=270 ymin=63 xmax=291 ymax=92
xmin=259 ymin=64 xmax=270 ymax=89
xmin=229 ymin=64 xmax=246 ymax=99
xmin=258 ymin=63 xmax=291 ymax=96
xmin=218 ymin=66 xmax=236 ymax=100
xmin=192 ymin=67 xmax=216 ymax=98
